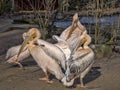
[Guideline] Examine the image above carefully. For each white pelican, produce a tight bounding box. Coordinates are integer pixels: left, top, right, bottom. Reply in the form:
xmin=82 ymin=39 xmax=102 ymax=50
xmin=6 ymin=28 xmax=41 ymax=69
xmin=53 ymin=13 xmax=87 ymax=52
xmin=6 ymin=32 xmax=29 ymax=59
xmin=62 ymin=47 xmax=94 ymax=87
xmin=19 ymin=28 xmax=65 ymax=83
xmin=6 ymin=33 xmax=30 ymax=69
xmin=62 ymin=34 xmax=94 ymax=87
xmin=36 ymin=38 xmax=71 ymax=70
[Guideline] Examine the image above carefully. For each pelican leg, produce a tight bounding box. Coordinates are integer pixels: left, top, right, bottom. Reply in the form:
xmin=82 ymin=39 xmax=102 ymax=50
xmin=77 ymin=63 xmax=93 ymax=87
xmin=39 ymin=70 xmax=53 ymax=84
xmin=76 ymin=77 xmax=84 ymax=87
xmin=80 ymin=77 xmax=84 ymax=87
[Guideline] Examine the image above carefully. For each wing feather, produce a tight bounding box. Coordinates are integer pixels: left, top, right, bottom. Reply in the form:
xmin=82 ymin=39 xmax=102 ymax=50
xmin=66 ymin=50 xmax=94 ymax=81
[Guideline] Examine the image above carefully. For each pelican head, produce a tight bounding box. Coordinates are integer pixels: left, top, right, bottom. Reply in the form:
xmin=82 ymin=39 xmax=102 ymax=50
xmin=72 ymin=13 xmax=78 ymax=26
xmin=61 ymin=60 xmax=75 ymax=87
xmin=17 ymin=28 xmax=41 ymax=58
xmin=23 ymin=28 xmax=41 ymax=40
xmin=61 ymin=76 xmax=74 ymax=87
xmin=73 ymin=13 xmax=78 ymax=22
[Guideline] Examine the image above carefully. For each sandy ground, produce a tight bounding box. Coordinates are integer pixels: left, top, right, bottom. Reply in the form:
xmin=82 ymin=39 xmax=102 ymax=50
xmin=0 ymin=29 xmax=120 ymax=90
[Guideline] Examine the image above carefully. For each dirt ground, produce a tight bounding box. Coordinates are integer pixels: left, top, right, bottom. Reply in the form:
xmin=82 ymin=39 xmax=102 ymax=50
xmin=0 ymin=29 xmax=120 ymax=90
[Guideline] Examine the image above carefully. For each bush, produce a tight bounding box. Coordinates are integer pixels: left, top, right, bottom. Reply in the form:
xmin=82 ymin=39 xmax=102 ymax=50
xmin=94 ymin=45 xmax=112 ymax=59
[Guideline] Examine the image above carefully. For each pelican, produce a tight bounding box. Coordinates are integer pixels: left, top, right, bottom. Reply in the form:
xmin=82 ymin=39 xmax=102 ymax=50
xmin=53 ymin=13 xmax=87 ymax=52
xmin=6 ymin=33 xmax=30 ymax=69
xmin=61 ymin=34 xmax=94 ymax=87
xmin=59 ymin=13 xmax=86 ymax=41
xmin=36 ymin=38 xmax=71 ymax=70
xmin=6 ymin=28 xmax=41 ymax=69
xmin=18 ymin=28 xmax=65 ymax=83
xmin=6 ymin=33 xmax=29 ymax=59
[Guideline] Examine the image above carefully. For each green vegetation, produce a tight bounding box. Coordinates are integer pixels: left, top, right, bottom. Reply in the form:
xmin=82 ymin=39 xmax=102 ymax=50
xmin=94 ymin=45 xmax=113 ymax=59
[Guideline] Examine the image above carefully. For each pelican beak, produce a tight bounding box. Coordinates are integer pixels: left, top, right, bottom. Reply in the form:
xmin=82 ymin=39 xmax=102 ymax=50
xmin=72 ymin=13 xmax=78 ymax=24
xmin=17 ymin=33 xmax=36 ymax=58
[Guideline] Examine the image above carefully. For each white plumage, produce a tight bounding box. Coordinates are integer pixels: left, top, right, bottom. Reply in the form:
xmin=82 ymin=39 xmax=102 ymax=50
xmin=36 ymin=39 xmax=71 ymax=70
xmin=62 ymin=47 xmax=94 ymax=87
xmin=5 ymin=31 xmax=31 ymax=68
xmin=6 ymin=45 xmax=22 ymax=59
xmin=6 ymin=48 xmax=30 ymax=63
xmin=28 ymin=43 xmax=65 ymax=83
xmin=5 ymin=13 xmax=95 ymax=87
xmin=6 ymin=45 xmax=30 ymax=69
xmin=18 ymin=28 xmax=65 ymax=83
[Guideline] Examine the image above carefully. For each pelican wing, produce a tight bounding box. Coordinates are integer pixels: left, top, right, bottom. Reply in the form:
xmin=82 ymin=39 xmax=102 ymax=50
xmin=6 ymin=45 xmax=29 ymax=59
xmin=60 ymin=26 xmax=72 ymax=40
xmin=52 ymin=35 xmax=67 ymax=44
xmin=6 ymin=49 xmax=30 ymax=63
xmin=60 ymin=13 xmax=78 ymax=39
xmin=71 ymin=48 xmax=91 ymax=60
xmin=6 ymin=45 xmax=21 ymax=59
xmin=66 ymin=50 xmax=94 ymax=81
xmin=36 ymin=39 xmax=67 ymax=69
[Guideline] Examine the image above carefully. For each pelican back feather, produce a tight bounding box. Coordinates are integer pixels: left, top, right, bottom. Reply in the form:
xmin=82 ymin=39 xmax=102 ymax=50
xmin=66 ymin=49 xmax=94 ymax=82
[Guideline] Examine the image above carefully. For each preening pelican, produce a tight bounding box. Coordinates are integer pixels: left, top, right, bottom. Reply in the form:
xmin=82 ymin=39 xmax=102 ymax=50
xmin=36 ymin=38 xmax=71 ymax=70
xmin=6 ymin=32 xmax=30 ymax=59
xmin=62 ymin=34 xmax=94 ymax=87
xmin=6 ymin=28 xmax=41 ymax=69
xmin=19 ymin=28 xmax=65 ymax=83
xmin=62 ymin=47 xmax=94 ymax=87
xmin=59 ymin=13 xmax=86 ymax=41
xmin=6 ymin=33 xmax=30 ymax=69
xmin=53 ymin=13 xmax=88 ymax=52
